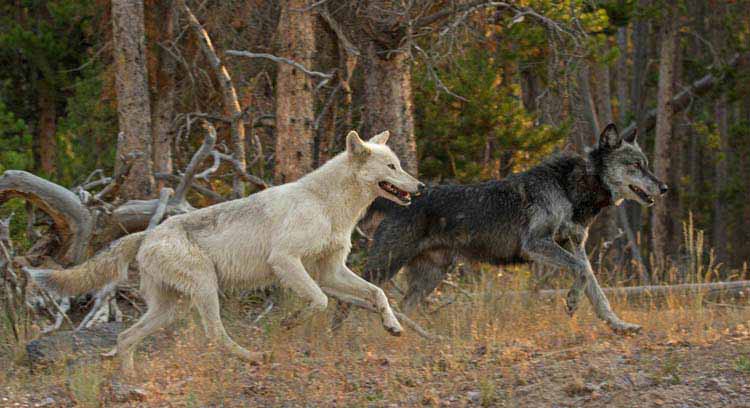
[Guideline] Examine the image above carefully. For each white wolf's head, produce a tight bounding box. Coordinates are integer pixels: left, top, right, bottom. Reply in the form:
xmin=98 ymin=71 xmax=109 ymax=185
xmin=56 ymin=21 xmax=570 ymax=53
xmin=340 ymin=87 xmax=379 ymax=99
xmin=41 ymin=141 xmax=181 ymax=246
xmin=346 ymin=130 xmax=424 ymax=206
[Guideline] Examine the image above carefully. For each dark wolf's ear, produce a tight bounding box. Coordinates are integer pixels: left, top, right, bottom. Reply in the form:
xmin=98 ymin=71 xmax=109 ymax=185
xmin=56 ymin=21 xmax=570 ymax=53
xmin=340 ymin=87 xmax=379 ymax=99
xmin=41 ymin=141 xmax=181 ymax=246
xmin=598 ymin=123 xmax=622 ymax=150
xmin=623 ymin=128 xmax=637 ymax=144
xmin=346 ymin=130 xmax=370 ymax=158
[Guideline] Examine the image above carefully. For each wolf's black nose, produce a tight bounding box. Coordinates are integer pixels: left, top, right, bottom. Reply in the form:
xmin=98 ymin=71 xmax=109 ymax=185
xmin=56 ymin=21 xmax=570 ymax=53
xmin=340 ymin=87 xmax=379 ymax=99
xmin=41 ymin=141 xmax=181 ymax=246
xmin=418 ymin=182 xmax=426 ymax=192
xmin=659 ymin=184 xmax=668 ymax=195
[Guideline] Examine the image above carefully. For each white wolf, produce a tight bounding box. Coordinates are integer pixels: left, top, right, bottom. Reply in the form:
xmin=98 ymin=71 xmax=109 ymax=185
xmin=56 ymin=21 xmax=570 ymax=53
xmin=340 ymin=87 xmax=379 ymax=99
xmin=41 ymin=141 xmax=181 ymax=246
xmin=28 ymin=130 xmax=423 ymax=372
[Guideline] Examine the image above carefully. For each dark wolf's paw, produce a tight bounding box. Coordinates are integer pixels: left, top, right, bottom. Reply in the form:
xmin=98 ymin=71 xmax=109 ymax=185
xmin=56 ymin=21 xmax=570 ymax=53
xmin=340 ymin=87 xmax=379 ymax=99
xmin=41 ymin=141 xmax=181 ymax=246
xmin=564 ymin=296 xmax=579 ymax=317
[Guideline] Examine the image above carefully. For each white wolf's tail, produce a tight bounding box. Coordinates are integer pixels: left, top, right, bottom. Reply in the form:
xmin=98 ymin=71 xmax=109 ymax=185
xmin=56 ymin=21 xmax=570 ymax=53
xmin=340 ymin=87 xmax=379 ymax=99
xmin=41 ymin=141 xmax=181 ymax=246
xmin=26 ymin=232 xmax=146 ymax=296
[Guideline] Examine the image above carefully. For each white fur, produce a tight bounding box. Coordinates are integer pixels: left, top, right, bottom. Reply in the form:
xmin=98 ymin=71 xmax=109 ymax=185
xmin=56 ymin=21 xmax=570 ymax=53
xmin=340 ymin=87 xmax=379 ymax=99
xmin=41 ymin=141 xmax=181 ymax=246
xmin=110 ymin=130 xmax=421 ymax=371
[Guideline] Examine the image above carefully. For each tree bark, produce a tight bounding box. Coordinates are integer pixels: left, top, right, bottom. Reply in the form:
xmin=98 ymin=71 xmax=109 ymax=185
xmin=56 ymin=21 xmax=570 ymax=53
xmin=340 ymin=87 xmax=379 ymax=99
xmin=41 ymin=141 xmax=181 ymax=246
xmin=362 ymin=44 xmax=418 ymax=175
xmin=36 ymin=81 xmax=57 ymax=177
xmin=712 ymin=96 xmax=730 ymax=263
xmin=651 ymin=7 xmax=678 ymax=264
xmin=274 ymin=0 xmax=315 ymax=183
xmin=145 ymin=0 xmax=177 ymax=190
xmin=112 ymin=0 xmax=156 ymax=200
xmin=627 ymin=0 xmax=650 ymax=258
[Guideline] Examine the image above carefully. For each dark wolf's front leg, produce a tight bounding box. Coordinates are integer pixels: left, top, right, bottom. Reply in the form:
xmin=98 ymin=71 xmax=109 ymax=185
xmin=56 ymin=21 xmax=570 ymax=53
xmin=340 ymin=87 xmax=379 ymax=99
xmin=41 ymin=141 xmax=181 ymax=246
xmin=559 ymin=224 xmax=589 ymax=316
xmin=522 ymin=237 xmax=641 ymax=334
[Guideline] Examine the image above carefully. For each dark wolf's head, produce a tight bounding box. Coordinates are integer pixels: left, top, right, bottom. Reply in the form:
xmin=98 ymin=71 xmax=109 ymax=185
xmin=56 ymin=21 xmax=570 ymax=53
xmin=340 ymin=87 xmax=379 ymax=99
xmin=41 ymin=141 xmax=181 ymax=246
xmin=590 ymin=124 xmax=668 ymax=207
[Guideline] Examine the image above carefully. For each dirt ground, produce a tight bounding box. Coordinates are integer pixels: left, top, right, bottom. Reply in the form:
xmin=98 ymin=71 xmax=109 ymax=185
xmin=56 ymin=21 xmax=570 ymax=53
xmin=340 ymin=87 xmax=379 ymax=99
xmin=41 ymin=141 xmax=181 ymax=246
xmin=2 ymin=288 xmax=750 ymax=407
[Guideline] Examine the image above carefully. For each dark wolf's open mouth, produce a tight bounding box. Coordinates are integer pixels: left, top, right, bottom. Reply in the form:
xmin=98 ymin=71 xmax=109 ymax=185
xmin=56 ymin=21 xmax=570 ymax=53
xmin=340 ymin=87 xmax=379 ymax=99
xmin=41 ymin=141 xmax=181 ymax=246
xmin=379 ymin=181 xmax=411 ymax=204
xmin=629 ymin=185 xmax=654 ymax=205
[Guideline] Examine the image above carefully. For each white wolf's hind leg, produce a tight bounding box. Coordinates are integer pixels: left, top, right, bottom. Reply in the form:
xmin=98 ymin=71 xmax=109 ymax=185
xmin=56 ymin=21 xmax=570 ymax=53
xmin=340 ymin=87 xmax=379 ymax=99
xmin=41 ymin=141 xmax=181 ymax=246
xmin=193 ymin=288 xmax=263 ymax=363
xmin=114 ymin=287 xmax=180 ymax=374
xmin=322 ymin=265 xmax=403 ymax=336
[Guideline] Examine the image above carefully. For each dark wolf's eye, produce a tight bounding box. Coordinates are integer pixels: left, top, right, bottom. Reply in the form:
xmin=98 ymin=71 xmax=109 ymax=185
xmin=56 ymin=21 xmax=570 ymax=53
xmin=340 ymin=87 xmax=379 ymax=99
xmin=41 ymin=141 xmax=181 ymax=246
xmin=388 ymin=164 xmax=396 ymax=170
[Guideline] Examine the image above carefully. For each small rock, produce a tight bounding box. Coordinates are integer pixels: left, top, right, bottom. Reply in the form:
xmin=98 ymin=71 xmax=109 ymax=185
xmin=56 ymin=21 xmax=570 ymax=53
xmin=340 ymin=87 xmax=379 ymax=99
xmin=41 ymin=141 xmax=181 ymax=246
xmin=706 ymin=377 xmax=733 ymax=394
xmin=26 ymin=322 xmax=125 ymax=368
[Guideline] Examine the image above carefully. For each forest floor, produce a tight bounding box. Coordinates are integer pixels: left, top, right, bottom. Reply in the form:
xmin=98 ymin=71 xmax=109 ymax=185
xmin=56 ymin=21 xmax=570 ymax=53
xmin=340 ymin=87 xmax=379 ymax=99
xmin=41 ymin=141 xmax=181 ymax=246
xmin=2 ymin=272 xmax=750 ymax=407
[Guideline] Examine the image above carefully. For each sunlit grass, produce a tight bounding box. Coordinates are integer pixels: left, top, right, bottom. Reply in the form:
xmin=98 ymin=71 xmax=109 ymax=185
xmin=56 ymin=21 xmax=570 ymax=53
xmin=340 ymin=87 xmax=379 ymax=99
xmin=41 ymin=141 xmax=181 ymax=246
xmin=2 ymin=216 xmax=749 ymax=405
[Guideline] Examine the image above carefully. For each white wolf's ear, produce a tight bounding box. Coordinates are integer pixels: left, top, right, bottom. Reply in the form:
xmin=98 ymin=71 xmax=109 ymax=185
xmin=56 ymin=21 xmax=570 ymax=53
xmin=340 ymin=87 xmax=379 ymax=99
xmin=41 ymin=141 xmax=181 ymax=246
xmin=346 ymin=130 xmax=370 ymax=157
xmin=598 ymin=123 xmax=622 ymax=149
xmin=368 ymin=130 xmax=390 ymax=145
xmin=623 ymin=128 xmax=637 ymax=144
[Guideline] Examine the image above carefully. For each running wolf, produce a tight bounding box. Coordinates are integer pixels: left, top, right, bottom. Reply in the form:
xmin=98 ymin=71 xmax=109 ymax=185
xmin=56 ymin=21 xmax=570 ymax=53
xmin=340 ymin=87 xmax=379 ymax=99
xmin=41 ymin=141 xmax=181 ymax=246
xmin=28 ymin=130 xmax=423 ymax=372
xmin=343 ymin=124 xmax=667 ymax=334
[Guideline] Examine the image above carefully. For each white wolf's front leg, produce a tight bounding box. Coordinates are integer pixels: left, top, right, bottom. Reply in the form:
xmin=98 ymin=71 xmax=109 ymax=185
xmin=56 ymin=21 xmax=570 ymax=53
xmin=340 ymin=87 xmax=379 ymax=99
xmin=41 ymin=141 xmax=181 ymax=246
xmin=321 ymin=261 xmax=403 ymax=336
xmin=268 ymin=252 xmax=328 ymax=327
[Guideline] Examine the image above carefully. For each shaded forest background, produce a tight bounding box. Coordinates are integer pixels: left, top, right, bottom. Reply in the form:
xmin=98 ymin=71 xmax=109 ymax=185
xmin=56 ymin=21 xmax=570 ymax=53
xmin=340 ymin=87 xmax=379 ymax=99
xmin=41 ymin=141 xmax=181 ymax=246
xmin=1 ymin=0 xmax=750 ymax=282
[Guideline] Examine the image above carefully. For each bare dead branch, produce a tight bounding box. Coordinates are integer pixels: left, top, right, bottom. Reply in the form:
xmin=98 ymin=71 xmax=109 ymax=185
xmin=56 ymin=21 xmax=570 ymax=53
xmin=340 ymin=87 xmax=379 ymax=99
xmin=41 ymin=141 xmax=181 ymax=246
xmin=211 ymin=151 xmax=269 ymax=190
xmin=174 ymin=122 xmax=217 ymax=204
xmin=0 ymin=171 xmax=93 ymax=265
xmin=415 ymin=1 xmax=510 ymax=29
xmin=180 ymin=0 xmax=248 ymax=197
xmin=226 ymin=50 xmax=335 ymax=80
xmin=155 ymin=173 xmax=225 ymax=202
xmin=318 ymin=7 xmax=361 ymax=57
xmin=250 ymin=299 xmax=274 ymax=326
xmin=148 ymin=188 xmax=175 ymax=230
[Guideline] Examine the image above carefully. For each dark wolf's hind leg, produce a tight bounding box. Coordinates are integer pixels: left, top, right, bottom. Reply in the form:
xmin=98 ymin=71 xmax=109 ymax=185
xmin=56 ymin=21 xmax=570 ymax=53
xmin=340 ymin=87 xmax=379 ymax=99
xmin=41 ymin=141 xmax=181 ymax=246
xmin=401 ymin=250 xmax=452 ymax=312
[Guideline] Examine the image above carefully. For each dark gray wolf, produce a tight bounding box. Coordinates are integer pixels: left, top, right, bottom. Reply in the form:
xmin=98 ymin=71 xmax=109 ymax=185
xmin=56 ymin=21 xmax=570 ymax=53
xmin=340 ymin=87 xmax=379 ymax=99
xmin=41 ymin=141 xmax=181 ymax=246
xmin=339 ymin=124 xmax=667 ymax=334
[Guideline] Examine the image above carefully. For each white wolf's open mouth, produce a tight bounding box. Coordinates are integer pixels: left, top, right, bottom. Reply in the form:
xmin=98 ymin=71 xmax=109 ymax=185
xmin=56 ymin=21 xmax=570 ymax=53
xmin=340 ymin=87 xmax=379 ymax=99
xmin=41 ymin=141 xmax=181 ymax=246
xmin=379 ymin=181 xmax=411 ymax=204
xmin=629 ymin=184 xmax=654 ymax=206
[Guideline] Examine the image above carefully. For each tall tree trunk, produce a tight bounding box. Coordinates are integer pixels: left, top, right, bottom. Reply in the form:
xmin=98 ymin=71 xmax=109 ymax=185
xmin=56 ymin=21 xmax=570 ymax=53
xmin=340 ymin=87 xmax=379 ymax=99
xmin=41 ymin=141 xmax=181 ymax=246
xmin=614 ymin=25 xmax=647 ymax=281
xmin=651 ymin=7 xmax=678 ymax=265
xmin=362 ymin=45 xmax=417 ymax=175
xmin=146 ymin=0 xmax=176 ymax=190
xmin=616 ymin=27 xmax=629 ymax=125
xmin=710 ymin=2 xmax=730 ymax=265
xmin=590 ymin=63 xmax=620 ymax=242
xmin=274 ymin=0 xmax=315 ymax=183
xmin=36 ymin=81 xmax=57 ymax=177
xmin=112 ymin=0 xmax=155 ymax=200
xmin=740 ymin=96 xmax=750 ymax=264
xmin=627 ymin=0 xmax=650 ymax=257
xmin=712 ymin=95 xmax=730 ymax=263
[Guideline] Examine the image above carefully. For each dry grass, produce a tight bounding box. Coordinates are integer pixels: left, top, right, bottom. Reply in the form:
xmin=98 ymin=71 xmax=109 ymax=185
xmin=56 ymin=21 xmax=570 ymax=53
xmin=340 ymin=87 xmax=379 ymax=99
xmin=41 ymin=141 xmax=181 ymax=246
xmin=2 ymin=220 xmax=750 ymax=406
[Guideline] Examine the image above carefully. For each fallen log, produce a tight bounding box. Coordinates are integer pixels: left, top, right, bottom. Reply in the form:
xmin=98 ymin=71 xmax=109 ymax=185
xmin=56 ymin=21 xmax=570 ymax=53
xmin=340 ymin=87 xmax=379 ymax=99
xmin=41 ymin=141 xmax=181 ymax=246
xmin=506 ymin=280 xmax=750 ymax=303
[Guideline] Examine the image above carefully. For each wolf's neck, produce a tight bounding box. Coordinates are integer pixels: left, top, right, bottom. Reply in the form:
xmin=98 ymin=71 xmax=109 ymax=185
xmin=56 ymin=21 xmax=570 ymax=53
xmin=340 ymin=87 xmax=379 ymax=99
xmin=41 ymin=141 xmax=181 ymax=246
xmin=297 ymin=153 xmax=374 ymax=230
xmin=563 ymin=154 xmax=613 ymax=224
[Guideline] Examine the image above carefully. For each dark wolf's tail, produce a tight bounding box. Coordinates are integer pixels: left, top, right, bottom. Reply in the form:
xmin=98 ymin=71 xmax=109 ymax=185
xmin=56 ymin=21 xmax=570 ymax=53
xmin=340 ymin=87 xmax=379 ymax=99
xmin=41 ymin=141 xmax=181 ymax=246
xmin=25 ymin=232 xmax=146 ymax=296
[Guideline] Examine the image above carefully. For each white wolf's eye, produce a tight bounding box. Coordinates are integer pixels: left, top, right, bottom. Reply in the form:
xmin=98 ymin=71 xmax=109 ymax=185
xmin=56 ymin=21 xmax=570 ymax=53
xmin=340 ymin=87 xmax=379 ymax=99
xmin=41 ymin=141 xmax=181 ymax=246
xmin=388 ymin=164 xmax=396 ymax=170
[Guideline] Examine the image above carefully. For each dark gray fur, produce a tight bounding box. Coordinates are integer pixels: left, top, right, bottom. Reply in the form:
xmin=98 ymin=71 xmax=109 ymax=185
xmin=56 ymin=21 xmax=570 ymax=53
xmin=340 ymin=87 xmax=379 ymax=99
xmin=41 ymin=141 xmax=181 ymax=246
xmin=347 ymin=124 xmax=667 ymax=333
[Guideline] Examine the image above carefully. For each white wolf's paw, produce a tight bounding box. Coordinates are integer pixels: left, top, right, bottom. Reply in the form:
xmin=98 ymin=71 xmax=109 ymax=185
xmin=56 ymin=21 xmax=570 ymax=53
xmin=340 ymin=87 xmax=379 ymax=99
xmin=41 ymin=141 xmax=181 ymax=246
xmin=609 ymin=320 xmax=642 ymax=335
xmin=383 ymin=318 xmax=403 ymax=337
